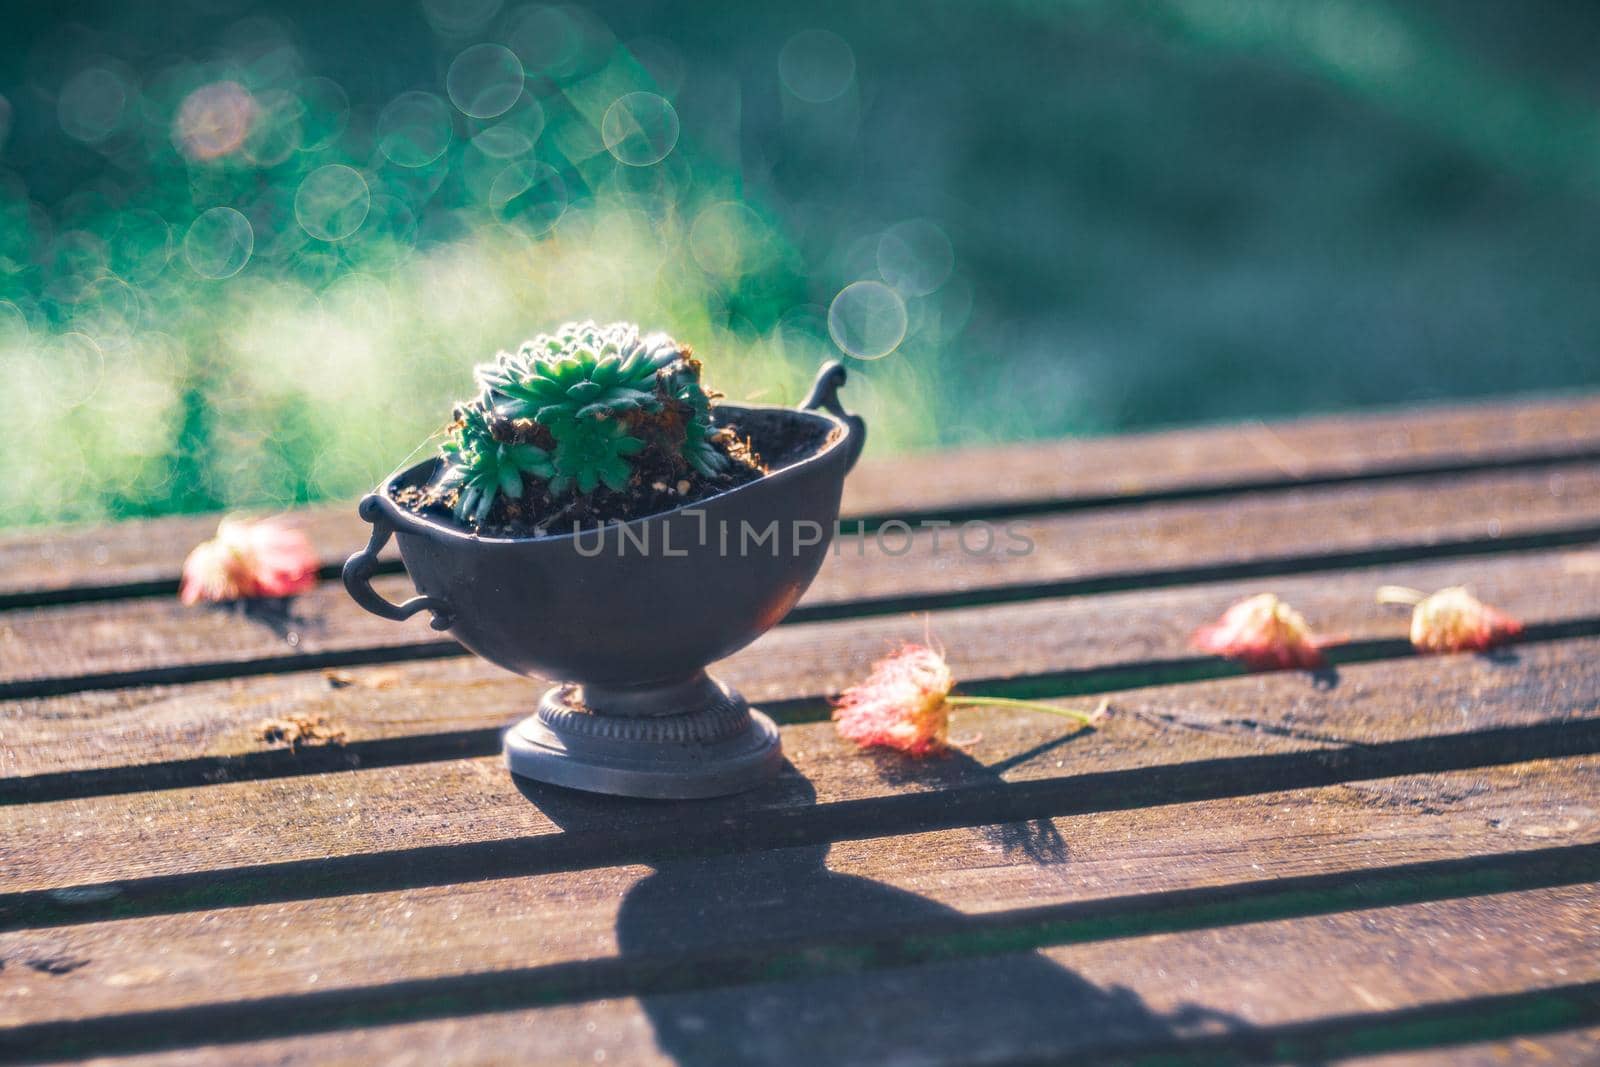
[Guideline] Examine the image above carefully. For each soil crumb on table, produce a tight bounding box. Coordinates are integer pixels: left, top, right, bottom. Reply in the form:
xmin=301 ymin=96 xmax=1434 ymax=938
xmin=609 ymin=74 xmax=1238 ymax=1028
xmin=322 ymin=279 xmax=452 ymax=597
xmin=255 ymin=714 xmax=347 ymax=748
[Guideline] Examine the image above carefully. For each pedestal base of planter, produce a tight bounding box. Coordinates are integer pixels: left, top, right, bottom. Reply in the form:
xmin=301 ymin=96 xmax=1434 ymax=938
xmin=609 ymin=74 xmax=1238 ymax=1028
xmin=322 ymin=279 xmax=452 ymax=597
xmin=503 ymin=673 xmax=783 ymax=799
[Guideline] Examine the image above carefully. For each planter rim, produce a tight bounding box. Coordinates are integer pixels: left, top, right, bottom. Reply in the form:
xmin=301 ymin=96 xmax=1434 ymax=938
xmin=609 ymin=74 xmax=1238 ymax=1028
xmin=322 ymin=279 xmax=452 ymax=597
xmin=367 ymin=402 xmax=852 ymax=547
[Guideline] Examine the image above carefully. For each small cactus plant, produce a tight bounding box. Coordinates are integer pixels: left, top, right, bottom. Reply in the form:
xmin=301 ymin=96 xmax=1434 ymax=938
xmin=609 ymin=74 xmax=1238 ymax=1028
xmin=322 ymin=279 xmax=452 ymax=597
xmin=436 ymin=405 xmax=555 ymax=525
xmin=425 ymin=321 xmax=750 ymax=530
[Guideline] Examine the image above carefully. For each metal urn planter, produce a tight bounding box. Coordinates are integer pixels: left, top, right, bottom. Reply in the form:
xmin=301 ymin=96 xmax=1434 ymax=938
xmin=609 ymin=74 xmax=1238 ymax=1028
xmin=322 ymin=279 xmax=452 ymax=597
xmin=343 ymin=362 xmax=865 ymax=799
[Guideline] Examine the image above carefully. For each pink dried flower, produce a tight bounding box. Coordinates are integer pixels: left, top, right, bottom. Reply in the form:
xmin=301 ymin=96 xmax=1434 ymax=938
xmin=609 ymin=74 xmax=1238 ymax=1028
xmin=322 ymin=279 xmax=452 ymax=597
xmin=1190 ymin=593 xmax=1328 ymax=671
xmin=832 ymin=644 xmax=1107 ymax=758
xmin=1377 ymin=585 xmax=1523 ymax=655
xmin=833 ymin=644 xmax=954 ymax=757
xmin=179 ymin=516 xmax=318 ymax=605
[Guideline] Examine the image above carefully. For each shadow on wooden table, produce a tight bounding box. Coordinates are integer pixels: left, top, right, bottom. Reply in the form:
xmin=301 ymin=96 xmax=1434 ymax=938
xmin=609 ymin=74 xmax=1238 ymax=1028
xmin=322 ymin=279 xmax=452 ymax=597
xmin=519 ymin=753 xmax=1249 ymax=1065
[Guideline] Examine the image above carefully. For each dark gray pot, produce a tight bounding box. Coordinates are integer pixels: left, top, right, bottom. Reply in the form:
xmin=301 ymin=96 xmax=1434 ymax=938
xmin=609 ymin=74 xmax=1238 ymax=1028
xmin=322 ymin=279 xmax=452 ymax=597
xmin=343 ymin=362 xmax=865 ymax=799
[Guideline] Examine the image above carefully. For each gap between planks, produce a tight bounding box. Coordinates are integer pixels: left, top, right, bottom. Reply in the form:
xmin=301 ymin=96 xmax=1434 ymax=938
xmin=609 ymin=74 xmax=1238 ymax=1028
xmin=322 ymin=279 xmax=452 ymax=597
xmin=1333 ymin=1026 xmax=1600 ymax=1067
xmin=18 ymin=982 xmax=1597 ymax=1067
xmin=5 ymin=546 xmax=1599 ymax=803
xmin=5 ymin=391 xmax=1598 ymax=610
xmin=9 ymin=398 xmax=1600 ymax=1062
xmin=2 ymin=887 xmax=1594 ymax=1063
xmin=6 ymin=562 xmax=1598 ymax=1060
xmin=1 ymin=752 xmax=1594 ymax=1035
xmin=3 ymin=464 xmax=1598 ymax=700
xmin=6 ymin=637 xmax=1598 ymax=926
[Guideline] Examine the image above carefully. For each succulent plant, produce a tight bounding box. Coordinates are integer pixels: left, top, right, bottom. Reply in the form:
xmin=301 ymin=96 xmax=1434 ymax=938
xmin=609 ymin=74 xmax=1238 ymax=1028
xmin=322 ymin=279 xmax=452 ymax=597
xmin=437 ymin=404 xmax=554 ymax=525
xmin=479 ymin=322 xmax=677 ymax=423
xmin=681 ymin=417 xmax=728 ymax=478
xmin=431 ymin=321 xmax=742 ymax=528
xmin=547 ymin=413 xmax=647 ymax=495
xmin=661 ymin=362 xmax=729 ymax=477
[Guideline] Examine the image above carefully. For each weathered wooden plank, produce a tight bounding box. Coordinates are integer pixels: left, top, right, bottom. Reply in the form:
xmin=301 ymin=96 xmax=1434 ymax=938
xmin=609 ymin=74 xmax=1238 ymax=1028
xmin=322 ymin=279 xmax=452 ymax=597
xmin=4 ymin=392 xmax=1597 ymax=608
xmin=1 ymin=754 xmax=1592 ymax=1031
xmin=95 ymin=1016 xmax=1583 ymax=1067
xmin=3 ymin=399 xmax=1596 ymax=1067
xmin=9 ymin=887 xmax=1597 ymax=1064
xmin=4 ymin=465 xmax=1598 ymax=698
xmin=5 ymin=638 xmax=1596 ymax=921
xmin=4 ymin=547 xmax=1597 ymax=796
xmin=3 ymin=604 xmax=1587 ymax=1062
xmin=842 ymin=393 xmax=1600 ymax=516
xmin=1341 ymin=1027 xmax=1600 ymax=1066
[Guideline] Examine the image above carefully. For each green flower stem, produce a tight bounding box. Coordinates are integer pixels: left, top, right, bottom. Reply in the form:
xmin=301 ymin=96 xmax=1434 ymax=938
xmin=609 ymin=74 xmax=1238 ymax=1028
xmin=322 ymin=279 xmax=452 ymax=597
xmin=944 ymin=694 xmax=1104 ymax=725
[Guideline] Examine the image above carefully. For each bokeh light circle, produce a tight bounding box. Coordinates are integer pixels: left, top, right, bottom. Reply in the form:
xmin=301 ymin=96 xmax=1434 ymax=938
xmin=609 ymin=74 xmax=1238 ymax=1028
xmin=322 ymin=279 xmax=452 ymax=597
xmin=778 ymin=29 xmax=856 ymax=103
xmin=176 ymin=81 xmax=257 ymax=160
xmin=828 ymin=280 xmax=907 ymax=360
xmin=74 ymin=275 xmax=143 ymax=348
xmin=877 ymin=219 xmax=954 ymax=296
xmin=447 ymin=43 xmax=524 ymax=118
xmin=291 ymin=246 xmax=343 ymax=287
xmin=505 ymin=5 xmax=588 ymax=78
xmin=247 ymin=190 xmax=310 ymax=262
xmin=58 ymin=67 xmax=128 ymax=144
xmin=0 ymin=300 xmax=29 ymax=344
xmin=296 ymin=77 xmax=348 ymax=150
xmin=108 ymin=211 xmax=172 ymax=279
xmin=422 ymin=0 xmax=503 ymax=35
xmin=601 ymin=92 xmax=679 ymax=167
xmin=242 ymin=89 xmax=304 ymax=166
xmin=689 ymin=201 xmax=771 ymax=279
xmin=183 ymin=207 xmax=254 ymax=279
xmin=44 ymin=230 xmax=109 ymax=300
xmin=294 ymin=164 xmax=371 ymax=241
xmin=473 ymin=92 xmax=545 ymax=160
xmin=340 ymin=194 xmax=417 ymax=271
xmin=489 ymin=160 xmax=567 ymax=234
xmin=55 ymin=331 xmax=107 ymax=406
xmin=473 ymin=122 xmax=533 ymax=159
xmin=377 ymin=91 xmax=453 ymax=168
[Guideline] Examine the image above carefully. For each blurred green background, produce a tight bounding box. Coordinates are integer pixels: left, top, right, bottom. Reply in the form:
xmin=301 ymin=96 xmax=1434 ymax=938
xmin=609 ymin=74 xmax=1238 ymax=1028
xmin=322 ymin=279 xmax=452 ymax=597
xmin=3 ymin=0 xmax=1599 ymax=529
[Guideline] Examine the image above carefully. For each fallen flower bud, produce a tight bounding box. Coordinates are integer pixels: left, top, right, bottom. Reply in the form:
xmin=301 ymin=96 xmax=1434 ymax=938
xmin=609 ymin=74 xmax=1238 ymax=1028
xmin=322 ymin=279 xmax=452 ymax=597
xmin=179 ymin=516 xmax=319 ymax=605
xmin=1190 ymin=593 xmax=1328 ymax=671
xmin=833 ymin=643 xmax=954 ymax=756
xmin=832 ymin=643 xmax=1106 ymax=758
xmin=1377 ymin=585 xmax=1524 ymax=654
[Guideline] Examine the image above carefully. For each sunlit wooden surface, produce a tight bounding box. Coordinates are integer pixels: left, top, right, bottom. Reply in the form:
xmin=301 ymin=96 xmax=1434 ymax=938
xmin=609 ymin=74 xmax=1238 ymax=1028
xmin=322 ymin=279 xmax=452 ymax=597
xmin=3 ymin=396 xmax=1598 ymax=1065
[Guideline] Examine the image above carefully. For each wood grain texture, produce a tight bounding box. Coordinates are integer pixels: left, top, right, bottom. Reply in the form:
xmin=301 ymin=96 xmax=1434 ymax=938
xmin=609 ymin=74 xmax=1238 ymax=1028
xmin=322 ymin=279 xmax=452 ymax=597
xmin=4 ymin=392 xmax=1597 ymax=607
xmin=6 ymin=401 xmax=1600 ymax=1064
xmin=13 ymin=888 xmax=1596 ymax=1065
xmin=5 ymin=546 xmax=1598 ymax=795
xmin=5 ymin=637 xmax=1596 ymax=914
xmin=1341 ymin=1026 xmax=1600 ymax=1066
xmin=4 ymin=465 xmax=1597 ymax=698
xmin=0 ymin=757 xmax=1592 ymax=1031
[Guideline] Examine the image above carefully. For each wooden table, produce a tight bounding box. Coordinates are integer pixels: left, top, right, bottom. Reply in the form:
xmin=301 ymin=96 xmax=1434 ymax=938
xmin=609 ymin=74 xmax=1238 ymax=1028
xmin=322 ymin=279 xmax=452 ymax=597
xmin=3 ymin=396 xmax=1599 ymax=1065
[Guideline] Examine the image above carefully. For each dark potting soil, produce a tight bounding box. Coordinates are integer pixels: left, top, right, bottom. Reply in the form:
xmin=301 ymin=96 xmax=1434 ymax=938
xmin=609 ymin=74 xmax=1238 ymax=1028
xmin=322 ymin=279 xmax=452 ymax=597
xmin=392 ymin=408 xmax=836 ymax=538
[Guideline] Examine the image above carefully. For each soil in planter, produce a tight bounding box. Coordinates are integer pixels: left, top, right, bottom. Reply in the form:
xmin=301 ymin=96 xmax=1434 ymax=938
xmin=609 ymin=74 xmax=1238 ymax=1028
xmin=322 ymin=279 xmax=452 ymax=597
xmin=392 ymin=409 xmax=833 ymax=537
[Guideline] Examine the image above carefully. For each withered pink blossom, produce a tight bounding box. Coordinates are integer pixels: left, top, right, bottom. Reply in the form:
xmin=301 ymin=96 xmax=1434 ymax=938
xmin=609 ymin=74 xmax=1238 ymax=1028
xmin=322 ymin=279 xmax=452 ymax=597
xmin=1392 ymin=586 xmax=1524 ymax=654
xmin=832 ymin=644 xmax=1107 ymax=758
xmin=833 ymin=644 xmax=955 ymax=757
xmin=179 ymin=516 xmax=318 ymax=605
xmin=1190 ymin=593 xmax=1328 ymax=671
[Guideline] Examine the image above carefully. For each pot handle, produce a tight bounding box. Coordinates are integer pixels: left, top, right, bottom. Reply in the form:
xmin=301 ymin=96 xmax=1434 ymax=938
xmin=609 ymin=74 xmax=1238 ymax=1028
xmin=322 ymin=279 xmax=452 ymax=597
xmin=342 ymin=495 xmax=454 ymax=631
xmin=801 ymin=361 xmax=867 ymax=472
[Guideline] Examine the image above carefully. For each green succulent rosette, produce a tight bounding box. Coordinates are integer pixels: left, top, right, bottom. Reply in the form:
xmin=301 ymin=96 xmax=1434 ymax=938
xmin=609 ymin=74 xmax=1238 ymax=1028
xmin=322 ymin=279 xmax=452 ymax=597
xmin=436 ymin=321 xmax=735 ymax=525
